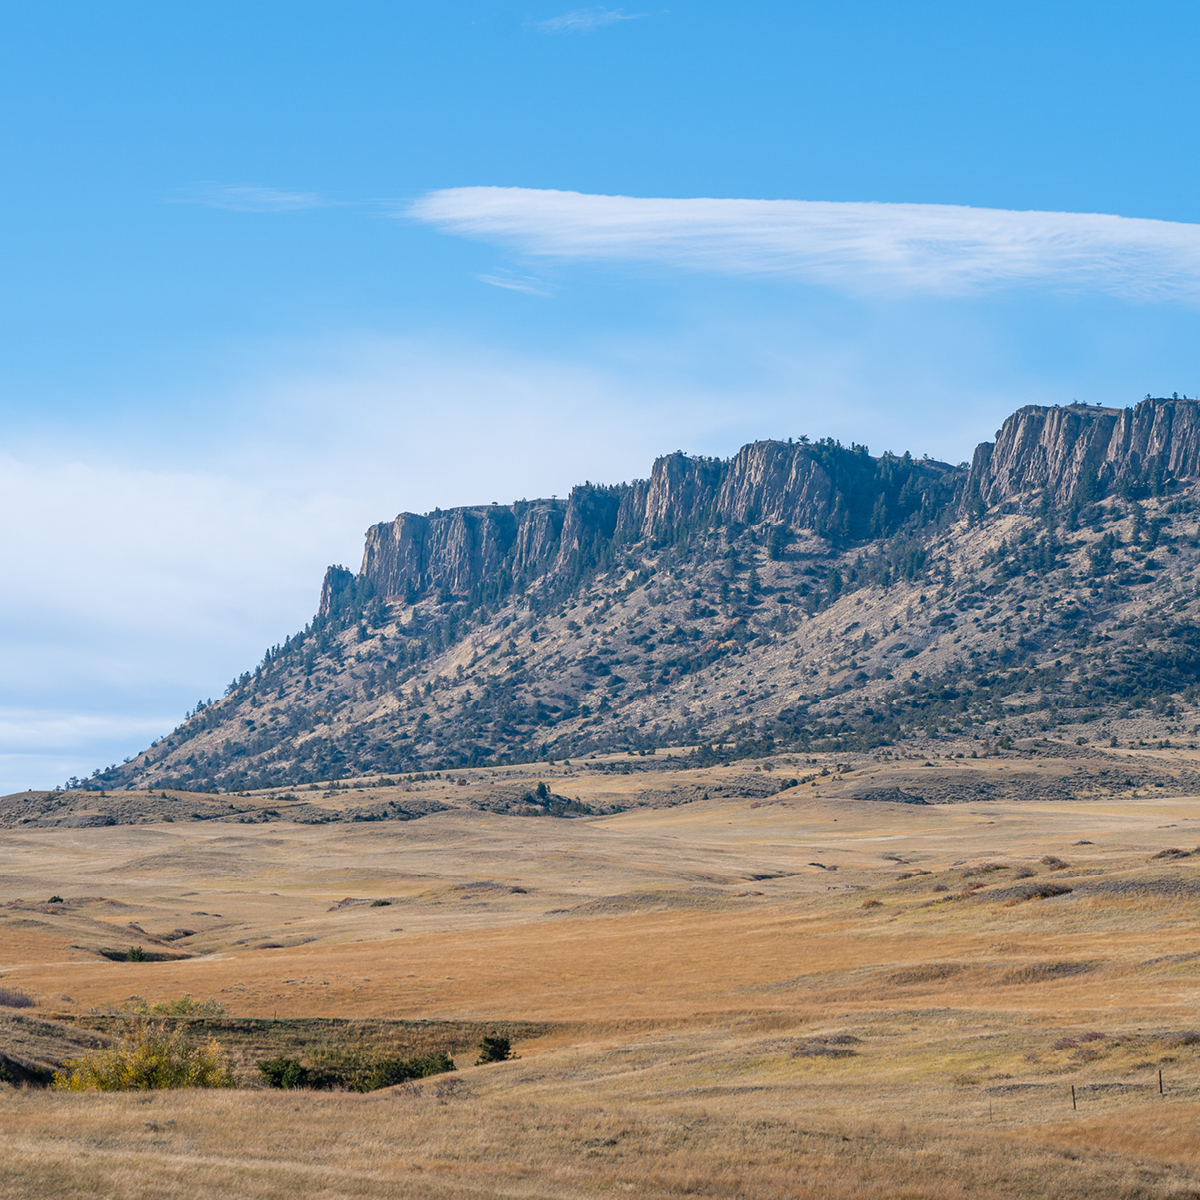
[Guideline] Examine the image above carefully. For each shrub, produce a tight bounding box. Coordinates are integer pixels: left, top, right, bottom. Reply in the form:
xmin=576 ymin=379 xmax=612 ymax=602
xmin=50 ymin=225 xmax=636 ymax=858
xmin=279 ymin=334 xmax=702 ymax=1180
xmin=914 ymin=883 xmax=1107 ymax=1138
xmin=48 ymin=896 xmax=64 ymax=904
xmin=0 ymin=987 xmax=34 ymax=1009
xmin=476 ymin=1035 xmax=512 ymax=1065
xmin=258 ymin=1056 xmax=311 ymax=1089
xmin=370 ymin=899 xmax=391 ymax=907
xmin=53 ymin=1022 xmax=234 ymax=1091
xmin=126 ymin=946 xmax=149 ymax=962
xmin=363 ymin=1051 xmax=455 ymax=1090
xmin=259 ymin=1050 xmax=456 ymax=1092
xmin=1004 ymin=883 xmax=1073 ymax=906
xmin=1165 ymin=1031 xmax=1200 ymax=1048
xmin=126 ymin=995 xmax=226 ymax=1018
xmin=1040 ymin=856 xmax=1068 ymax=871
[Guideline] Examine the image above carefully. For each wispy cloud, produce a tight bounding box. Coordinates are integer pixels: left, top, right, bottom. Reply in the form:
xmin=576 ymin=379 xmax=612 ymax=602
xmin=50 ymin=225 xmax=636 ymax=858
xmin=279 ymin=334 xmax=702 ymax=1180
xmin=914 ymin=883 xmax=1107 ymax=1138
xmin=532 ymin=7 xmax=642 ymax=33
xmin=173 ymin=182 xmax=329 ymax=213
xmin=475 ymin=270 xmax=551 ymax=295
xmin=409 ymin=186 xmax=1200 ymax=301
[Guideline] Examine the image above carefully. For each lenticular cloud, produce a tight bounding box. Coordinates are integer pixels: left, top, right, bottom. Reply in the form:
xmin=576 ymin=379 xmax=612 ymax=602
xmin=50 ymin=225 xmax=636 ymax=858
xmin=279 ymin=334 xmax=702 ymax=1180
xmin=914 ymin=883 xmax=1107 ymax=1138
xmin=409 ymin=186 xmax=1200 ymax=300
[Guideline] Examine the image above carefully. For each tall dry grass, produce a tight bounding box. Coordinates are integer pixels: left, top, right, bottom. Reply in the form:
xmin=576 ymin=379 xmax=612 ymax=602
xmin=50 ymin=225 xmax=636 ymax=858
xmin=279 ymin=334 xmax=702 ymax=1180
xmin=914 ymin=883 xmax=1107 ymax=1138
xmin=5 ymin=1084 xmax=1199 ymax=1200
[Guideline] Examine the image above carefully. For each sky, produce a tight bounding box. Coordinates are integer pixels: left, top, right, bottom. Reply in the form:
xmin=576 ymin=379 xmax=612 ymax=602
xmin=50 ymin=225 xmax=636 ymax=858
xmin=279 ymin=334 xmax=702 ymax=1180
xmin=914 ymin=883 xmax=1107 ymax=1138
xmin=3 ymin=1 xmax=1200 ymax=792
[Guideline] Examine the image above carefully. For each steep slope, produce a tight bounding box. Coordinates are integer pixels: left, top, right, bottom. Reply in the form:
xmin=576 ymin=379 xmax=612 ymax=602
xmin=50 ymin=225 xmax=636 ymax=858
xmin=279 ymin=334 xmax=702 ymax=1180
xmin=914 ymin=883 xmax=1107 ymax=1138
xmin=85 ymin=398 xmax=1200 ymax=793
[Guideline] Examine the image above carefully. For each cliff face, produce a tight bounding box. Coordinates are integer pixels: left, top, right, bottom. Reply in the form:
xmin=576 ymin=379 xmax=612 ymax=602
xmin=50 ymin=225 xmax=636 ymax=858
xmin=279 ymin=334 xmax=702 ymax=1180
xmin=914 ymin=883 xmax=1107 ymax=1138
xmin=968 ymin=399 xmax=1200 ymax=508
xmin=321 ymin=398 xmax=1200 ymax=619
xmin=353 ymin=501 xmax=561 ymax=605
xmin=324 ymin=439 xmax=959 ymax=614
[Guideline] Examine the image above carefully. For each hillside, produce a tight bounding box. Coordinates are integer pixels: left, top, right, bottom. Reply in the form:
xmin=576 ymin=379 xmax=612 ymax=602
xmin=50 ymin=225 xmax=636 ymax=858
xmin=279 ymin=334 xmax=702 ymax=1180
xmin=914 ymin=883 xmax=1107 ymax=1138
xmin=79 ymin=397 xmax=1200 ymax=794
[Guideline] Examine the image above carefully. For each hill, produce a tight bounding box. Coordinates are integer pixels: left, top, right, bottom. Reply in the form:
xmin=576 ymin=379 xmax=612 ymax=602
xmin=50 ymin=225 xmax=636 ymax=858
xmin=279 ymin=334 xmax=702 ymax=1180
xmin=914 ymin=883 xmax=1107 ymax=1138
xmin=77 ymin=396 xmax=1200 ymax=794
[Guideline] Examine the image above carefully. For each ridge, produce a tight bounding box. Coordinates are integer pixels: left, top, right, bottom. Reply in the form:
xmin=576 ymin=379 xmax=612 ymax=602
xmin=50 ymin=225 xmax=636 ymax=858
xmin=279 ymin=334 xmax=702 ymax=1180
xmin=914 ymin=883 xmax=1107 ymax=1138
xmin=68 ymin=396 xmax=1200 ymax=797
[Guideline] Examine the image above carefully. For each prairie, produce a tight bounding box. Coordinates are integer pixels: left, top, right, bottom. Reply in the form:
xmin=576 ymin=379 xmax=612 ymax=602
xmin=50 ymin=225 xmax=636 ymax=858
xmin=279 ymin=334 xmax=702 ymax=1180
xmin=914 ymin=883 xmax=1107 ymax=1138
xmin=3 ymin=760 xmax=1200 ymax=1197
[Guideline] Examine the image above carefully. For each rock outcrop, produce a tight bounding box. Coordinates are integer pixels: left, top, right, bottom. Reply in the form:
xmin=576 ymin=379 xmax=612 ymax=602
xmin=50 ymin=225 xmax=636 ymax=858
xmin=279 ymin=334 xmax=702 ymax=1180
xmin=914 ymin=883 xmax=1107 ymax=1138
xmin=322 ymin=398 xmax=1200 ymax=617
xmin=967 ymin=398 xmax=1200 ymax=509
xmin=323 ymin=438 xmax=959 ymax=613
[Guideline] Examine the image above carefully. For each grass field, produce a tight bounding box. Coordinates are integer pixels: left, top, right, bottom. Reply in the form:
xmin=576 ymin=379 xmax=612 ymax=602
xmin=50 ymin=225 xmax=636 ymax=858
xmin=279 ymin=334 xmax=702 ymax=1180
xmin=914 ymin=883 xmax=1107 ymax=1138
xmin=4 ymin=755 xmax=1200 ymax=1197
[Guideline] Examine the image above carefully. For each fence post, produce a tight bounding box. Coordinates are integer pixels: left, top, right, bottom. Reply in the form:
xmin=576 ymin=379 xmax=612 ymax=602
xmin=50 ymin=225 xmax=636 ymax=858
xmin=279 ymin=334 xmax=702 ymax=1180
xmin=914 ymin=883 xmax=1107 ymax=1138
xmin=1071 ymin=1085 xmax=1076 ymax=1111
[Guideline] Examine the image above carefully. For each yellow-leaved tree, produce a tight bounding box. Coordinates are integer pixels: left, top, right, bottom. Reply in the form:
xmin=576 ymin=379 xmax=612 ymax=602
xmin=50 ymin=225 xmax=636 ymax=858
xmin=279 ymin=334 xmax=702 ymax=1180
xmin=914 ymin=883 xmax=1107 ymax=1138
xmin=53 ymin=1021 xmax=234 ymax=1091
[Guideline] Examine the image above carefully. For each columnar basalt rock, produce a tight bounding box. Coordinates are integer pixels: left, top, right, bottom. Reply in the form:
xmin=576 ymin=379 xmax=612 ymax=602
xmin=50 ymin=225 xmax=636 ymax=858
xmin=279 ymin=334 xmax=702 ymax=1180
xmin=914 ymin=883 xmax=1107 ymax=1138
xmin=324 ymin=397 xmax=1199 ymax=614
xmin=641 ymin=452 xmax=725 ymax=537
xmin=714 ymin=441 xmax=834 ymax=528
xmin=966 ymin=398 xmax=1200 ymax=509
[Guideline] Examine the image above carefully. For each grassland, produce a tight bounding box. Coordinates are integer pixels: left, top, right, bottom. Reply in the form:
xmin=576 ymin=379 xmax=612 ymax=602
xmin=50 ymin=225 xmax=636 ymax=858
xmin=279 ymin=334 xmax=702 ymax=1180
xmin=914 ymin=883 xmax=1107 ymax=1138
xmin=4 ymin=752 xmax=1200 ymax=1197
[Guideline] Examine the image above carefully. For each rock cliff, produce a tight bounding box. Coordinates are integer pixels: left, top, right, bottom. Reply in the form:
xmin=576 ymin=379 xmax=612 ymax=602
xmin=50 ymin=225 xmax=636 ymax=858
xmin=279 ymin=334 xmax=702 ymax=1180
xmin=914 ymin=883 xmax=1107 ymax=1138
xmin=966 ymin=398 xmax=1200 ymax=509
xmin=324 ymin=437 xmax=960 ymax=615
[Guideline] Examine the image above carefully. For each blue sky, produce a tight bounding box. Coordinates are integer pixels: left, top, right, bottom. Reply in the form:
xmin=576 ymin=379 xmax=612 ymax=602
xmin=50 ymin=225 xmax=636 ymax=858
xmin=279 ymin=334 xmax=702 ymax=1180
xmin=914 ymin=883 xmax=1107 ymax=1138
xmin=4 ymin=1 xmax=1200 ymax=791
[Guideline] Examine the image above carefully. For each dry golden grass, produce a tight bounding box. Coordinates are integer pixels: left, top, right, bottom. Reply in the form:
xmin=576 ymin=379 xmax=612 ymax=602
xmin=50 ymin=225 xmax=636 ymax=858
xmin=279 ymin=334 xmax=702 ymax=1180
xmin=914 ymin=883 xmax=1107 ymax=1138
xmin=5 ymin=1061 xmax=1200 ymax=1199
xmin=5 ymin=782 xmax=1200 ymax=1196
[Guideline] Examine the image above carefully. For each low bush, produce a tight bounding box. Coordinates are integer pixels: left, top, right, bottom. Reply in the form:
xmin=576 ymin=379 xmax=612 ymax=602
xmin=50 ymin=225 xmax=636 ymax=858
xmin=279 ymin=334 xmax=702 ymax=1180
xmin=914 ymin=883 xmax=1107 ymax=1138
xmin=1004 ymin=883 xmax=1073 ymax=906
xmin=0 ymin=987 xmax=35 ymax=1009
xmin=258 ymin=1050 xmax=456 ymax=1092
xmin=53 ymin=1021 xmax=234 ymax=1091
xmin=258 ymin=1056 xmax=312 ymax=1089
xmin=1165 ymin=1031 xmax=1200 ymax=1048
xmin=363 ymin=1051 xmax=455 ymax=1090
xmin=126 ymin=994 xmax=226 ymax=1018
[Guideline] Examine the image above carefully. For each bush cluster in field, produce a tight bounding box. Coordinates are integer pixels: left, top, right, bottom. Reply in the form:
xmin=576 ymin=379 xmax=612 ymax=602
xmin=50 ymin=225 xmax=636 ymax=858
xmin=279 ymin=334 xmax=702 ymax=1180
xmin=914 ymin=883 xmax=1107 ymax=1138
xmin=117 ymin=994 xmax=226 ymax=1017
xmin=257 ymin=1034 xmax=512 ymax=1092
xmin=53 ymin=1021 xmax=234 ymax=1091
xmin=258 ymin=1050 xmax=456 ymax=1092
xmin=43 ymin=994 xmax=516 ymax=1093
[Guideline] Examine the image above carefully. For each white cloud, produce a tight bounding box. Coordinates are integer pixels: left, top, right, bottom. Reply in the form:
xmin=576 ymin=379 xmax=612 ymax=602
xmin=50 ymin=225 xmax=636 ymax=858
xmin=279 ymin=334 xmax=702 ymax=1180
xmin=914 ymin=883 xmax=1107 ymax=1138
xmin=532 ymin=7 xmax=642 ymax=33
xmin=409 ymin=186 xmax=1200 ymax=301
xmin=173 ymin=182 xmax=329 ymax=213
